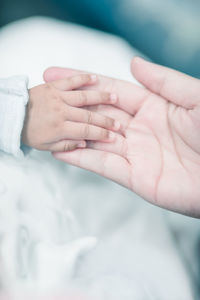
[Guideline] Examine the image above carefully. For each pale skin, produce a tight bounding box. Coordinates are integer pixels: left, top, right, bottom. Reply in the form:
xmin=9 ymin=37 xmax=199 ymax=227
xmin=43 ymin=57 xmax=200 ymax=218
xmin=22 ymin=74 xmax=120 ymax=152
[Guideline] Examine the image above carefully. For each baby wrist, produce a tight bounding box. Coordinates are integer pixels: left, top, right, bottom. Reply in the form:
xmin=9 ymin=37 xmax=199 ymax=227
xmin=0 ymin=75 xmax=29 ymax=158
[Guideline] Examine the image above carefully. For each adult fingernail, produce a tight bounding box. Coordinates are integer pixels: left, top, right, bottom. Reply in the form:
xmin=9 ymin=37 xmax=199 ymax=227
xmin=110 ymin=93 xmax=117 ymax=104
xmin=90 ymin=75 xmax=97 ymax=83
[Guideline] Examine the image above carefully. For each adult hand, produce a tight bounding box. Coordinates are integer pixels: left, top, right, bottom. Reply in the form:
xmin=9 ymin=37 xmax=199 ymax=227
xmin=44 ymin=58 xmax=200 ymax=218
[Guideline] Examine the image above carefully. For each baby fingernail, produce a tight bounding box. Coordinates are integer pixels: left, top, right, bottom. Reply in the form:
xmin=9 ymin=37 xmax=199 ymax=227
xmin=113 ymin=121 xmax=121 ymax=131
xmin=90 ymin=75 xmax=97 ymax=83
xmin=108 ymin=131 xmax=116 ymax=141
xmin=78 ymin=141 xmax=86 ymax=148
xmin=110 ymin=93 xmax=117 ymax=104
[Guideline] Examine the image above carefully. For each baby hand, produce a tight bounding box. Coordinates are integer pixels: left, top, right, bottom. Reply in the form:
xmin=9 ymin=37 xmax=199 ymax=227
xmin=22 ymin=74 xmax=119 ymax=152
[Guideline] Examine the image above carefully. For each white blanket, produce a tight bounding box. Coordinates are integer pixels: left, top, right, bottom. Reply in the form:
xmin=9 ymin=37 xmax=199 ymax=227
xmin=0 ymin=17 xmax=199 ymax=300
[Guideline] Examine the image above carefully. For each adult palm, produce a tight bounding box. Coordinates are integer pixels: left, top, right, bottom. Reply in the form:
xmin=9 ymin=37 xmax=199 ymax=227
xmin=44 ymin=58 xmax=200 ymax=218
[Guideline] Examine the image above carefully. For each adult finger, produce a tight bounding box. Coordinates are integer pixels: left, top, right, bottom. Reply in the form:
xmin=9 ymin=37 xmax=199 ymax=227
xmin=52 ymin=149 xmax=131 ymax=188
xmin=131 ymin=57 xmax=200 ymax=109
xmin=87 ymin=133 xmax=128 ymax=158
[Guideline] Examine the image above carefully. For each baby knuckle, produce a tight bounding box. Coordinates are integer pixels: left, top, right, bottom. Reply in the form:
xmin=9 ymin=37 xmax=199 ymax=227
xmin=82 ymin=124 xmax=90 ymax=138
xmin=79 ymin=91 xmax=88 ymax=105
xmin=101 ymin=129 xmax=109 ymax=139
xmin=86 ymin=111 xmax=93 ymax=124
xmin=100 ymin=93 xmax=107 ymax=102
xmin=45 ymin=82 xmax=53 ymax=90
xmin=106 ymin=117 xmax=114 ymax=128
xmin=60 ymin=121 xmax=69 ymax=133
xmin=69 ymin=77 xmax=76 ymax=87
xmin=104 ymin=93 xmax=111 ymax=102
xmin=53 ymin=103 xmax=62 ymax=114
xmin=53 ymin=119 xmax=61 ymax=129
xmin=102 ymin=116 xmax=110 ymax=127
xmin=46 ymin=83 xmax=57 ymax=94
xmin=80 ymin=74 xmax=90 ymax=83
xmin=60 ymin=111 xmax=67 ymax=122
xmin=63 ymin=142 xmax=72 ymax=152
xmin=62 ymin=106 xmax=69 ymax=119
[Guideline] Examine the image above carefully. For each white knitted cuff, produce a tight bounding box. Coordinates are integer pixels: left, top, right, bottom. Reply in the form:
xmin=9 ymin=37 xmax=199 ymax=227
xmin=0 ymin=76 xmax=29 ymax=158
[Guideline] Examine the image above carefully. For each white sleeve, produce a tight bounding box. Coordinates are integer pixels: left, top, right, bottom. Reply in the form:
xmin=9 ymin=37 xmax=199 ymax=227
xmin=0 ymin=76 xmax=29 ymax=158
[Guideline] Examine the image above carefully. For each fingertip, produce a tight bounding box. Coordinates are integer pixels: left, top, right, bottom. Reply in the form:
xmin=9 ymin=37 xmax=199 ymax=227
xmin=131 ymin=56 xmax=141 ymax=74
xmin=78 ymin=141 xmax=87 ymax=148
xmin=90 ymin=74 xmax=98 ymax=84
xmin=131 ymin=56 xmax=149 ymax=77
xmin=113 ymin=120 xmax=121 ymax=131
xmin=106 ymin=131 xmax=117 ymax=142
xmin=43 ymin=67 xmax=59 ymax=82
xmin=132 ymin=56 xmax=147 ymax=66
xmin=109 ymin=93 xmax=118 ymax=104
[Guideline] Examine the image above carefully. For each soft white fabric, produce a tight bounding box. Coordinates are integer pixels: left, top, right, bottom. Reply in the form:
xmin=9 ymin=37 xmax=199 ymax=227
xmin=0 ymin=76 xmax=29 ymax=157
xmin=0 ymin=17 xmax=199 ymax=300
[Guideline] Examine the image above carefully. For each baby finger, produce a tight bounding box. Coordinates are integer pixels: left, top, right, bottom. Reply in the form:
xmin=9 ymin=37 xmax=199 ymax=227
xmin=48 ymin=140 xmax=86 ymax=152
xmin=62 ymin=91 xmax=117 ymax=107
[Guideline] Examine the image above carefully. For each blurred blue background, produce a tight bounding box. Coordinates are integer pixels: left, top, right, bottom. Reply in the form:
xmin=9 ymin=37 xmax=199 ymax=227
xmin=1 ymin=0 xmax=200 ymax=77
